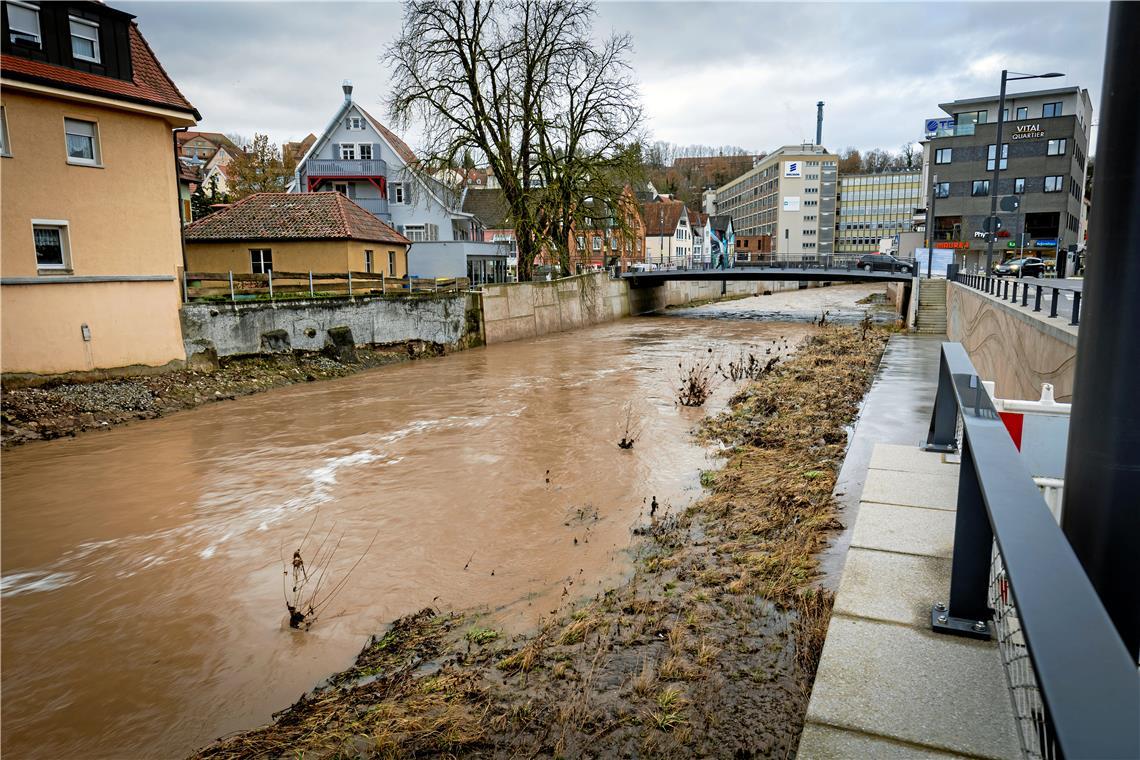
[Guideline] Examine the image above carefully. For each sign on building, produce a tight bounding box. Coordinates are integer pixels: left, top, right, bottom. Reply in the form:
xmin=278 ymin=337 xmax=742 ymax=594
xmin=784 ymin=161 xmax=801 ymax=178
xmin=924 ymin=117 xmax=955 ymax=137
xmin=782 ymin=196 xmax=800 ymax=211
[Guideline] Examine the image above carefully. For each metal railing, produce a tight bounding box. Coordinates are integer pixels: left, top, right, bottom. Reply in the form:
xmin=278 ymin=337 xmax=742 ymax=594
xmin=734 ymin=252 xmax=917 ymax=274
xmin=350 ymin=197 xmax=390 ymax=217
xmin=304 ymin=158 xmax=389 ymax=177
xmin=923 ymin=342 xmax=1138 ymax=760
xmin=955 ymin=272 xmax=1084 ymax=326
xmin=181 ymin=270 xmax=470 ymax=302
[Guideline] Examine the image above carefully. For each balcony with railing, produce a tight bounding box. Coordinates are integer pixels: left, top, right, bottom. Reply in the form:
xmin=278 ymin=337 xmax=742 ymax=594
xmin=304 ymin=158 xmax=389 ymax=177
xmin=350 ymin=197 xmax=390 ymax=219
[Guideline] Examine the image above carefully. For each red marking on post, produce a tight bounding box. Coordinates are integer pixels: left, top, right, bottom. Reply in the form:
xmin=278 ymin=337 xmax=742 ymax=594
xmin=1000 ymin=412 xmax=1024 ymax=450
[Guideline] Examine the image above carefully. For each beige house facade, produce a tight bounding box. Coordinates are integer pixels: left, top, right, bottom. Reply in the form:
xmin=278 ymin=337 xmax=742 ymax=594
xmin=1 ymin=2 xmax=199 ymax=377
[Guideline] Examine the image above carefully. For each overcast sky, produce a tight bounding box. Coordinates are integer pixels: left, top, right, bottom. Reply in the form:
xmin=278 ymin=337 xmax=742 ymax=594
xmin=123 ymin=1 xmax=1110 ymax=156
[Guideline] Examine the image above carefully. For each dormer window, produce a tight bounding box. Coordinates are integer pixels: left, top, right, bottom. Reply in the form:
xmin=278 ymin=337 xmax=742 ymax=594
xmin=69 ymin=16 xmax=100 ymax=63
xmin=346 ymin=117 xmax=364 ymax=130
xmin=7 ymin=1 xmax=41 ymax=47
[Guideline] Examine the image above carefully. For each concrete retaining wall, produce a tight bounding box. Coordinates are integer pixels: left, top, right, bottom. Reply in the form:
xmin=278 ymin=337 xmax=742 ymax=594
xmin=480 ymin=273 xmax=805 ymax=344
xmin=180 ymin=294 xmax=472 ymax=359
xmin=946 ymin=282 xmax=1078 ymax=401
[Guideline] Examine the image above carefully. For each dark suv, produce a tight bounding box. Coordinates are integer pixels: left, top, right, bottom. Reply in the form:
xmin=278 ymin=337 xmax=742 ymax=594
xmin=857 ymin=254 xmax=914 ymax=274
xmin=993 ymin=257 xmax=1045 ymax=278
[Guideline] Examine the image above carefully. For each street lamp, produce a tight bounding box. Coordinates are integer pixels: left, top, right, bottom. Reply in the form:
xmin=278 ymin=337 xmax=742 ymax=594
xmin=984 ymin=69 xmax=1065 ymax=274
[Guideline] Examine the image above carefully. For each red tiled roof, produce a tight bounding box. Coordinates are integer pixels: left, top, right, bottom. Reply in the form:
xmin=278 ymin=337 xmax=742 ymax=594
xmin=642 ymin=200 xmax=688 ymax=237
xmin=1 ymin=23 xmax=198 ymax=119
xmin=184 ymin=192 xmax=410 ymax=245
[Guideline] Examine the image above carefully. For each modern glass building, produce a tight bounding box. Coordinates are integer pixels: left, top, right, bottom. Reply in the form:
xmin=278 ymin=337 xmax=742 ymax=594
xmin=836 ymin=171 xmax=923 ymax=253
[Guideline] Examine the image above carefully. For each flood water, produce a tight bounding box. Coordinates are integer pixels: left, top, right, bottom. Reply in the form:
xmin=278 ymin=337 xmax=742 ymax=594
xmin=1 ymin=283 xmax=882 ymax=759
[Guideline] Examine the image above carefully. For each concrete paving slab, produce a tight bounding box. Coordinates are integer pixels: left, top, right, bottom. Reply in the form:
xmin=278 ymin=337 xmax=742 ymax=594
xmin=869 ymin=444 xmax=958 ymax=476
xmin=850 ymin=502 xmax=956 ymax=559
xmin=860 ymin=468 xmax=959 ymax=510
xmin=797 ymin=722 xmax=971 ymax=759
xmin=805 ymin=617 xmax=1020 ymax=759
xmin=833 ymin=548 xmax=952 ymax=627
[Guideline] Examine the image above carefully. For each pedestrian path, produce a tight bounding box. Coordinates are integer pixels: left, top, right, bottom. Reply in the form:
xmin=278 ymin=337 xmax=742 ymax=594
xmin=798 ymin=443 xmax=1021 ymax=759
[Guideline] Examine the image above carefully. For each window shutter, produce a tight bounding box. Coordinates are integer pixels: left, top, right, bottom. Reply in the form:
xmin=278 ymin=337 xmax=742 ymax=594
xmin=345 ymin=118 xmax=352 ymax=129
xmin=331 ymin=143 xmax=340 ymax=160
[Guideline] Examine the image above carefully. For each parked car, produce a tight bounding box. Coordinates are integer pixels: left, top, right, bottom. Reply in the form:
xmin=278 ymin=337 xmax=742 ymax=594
xmin=857 ymin=254 xmax=914 ymax=274
xmin=993 ymin=257 xmax=1045 ymax=278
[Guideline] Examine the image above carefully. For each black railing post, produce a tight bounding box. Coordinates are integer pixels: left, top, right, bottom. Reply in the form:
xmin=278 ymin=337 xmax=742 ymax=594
xmin=1034 ymin=284 xmax=1043 ymax=311
xmin=1021 ymin=281 xmax=1029 ymax=307
xmin=1049 ymin=287 xmax=1059 ymax=317
xmin=1071 ymin=292 xmax=1081 ymax=325
xmin=933 ymin=430 xmax=993 ymax=640
xmin=1061 ymin=0 xmax=1140 ymax=660
xmin=923 ymin=344 xmax=959 ymax=453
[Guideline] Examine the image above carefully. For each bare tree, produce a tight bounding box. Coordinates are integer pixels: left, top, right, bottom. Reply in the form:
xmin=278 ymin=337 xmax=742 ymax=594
xmin=386 ymin=0 xmax=644 ymax=279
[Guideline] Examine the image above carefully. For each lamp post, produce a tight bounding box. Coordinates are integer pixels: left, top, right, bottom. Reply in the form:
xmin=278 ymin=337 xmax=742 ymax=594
xmin=984 ymin=69 xmax=1065 ymax=275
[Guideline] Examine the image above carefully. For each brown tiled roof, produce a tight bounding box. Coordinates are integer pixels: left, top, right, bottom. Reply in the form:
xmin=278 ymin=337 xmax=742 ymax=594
xmin=642 ymin=200 xmax=688 ymax=237
xmin=359 ymin=109 xmax=417 ymax=166
xmin=184 ymin=192 xmax=410 ymax=245
xmin=462 ymin=188 xmax=512 ymax=228
xmin=1 ymin=23 xmax=199 ymax=119
xmin=178 ymin=131 xmax=243 ymax=155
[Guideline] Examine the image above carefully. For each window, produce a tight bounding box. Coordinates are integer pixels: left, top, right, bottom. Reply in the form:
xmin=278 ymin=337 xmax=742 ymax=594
xmin=403 ymin=224 xmax=425 ymax=241
xmin=0 ymin=106 xmax=9 ymax=157
xmin=971 ymin=180 xmax=990 ymax=197
xmin=1042 ymin=102 xmax=1062 ymax=118
xmin=250 ymin=248 xmax=272 ymax=273
xmin=591 ymin=236 xmax=601 ymax=251
xmin=956 ymin=110 xmax=987 ymax=126
xmin=7 ymin=1 xmax=40 ymax=46
xmin=935 ymin=148 xmax=952 ymax=164
xmin=33 ymin=222 xmax=69 ymax=270
xmin=333 ymin=182 xmax=349 ymax=196
xmin=934 ymin=182 xmax=950 ymax=199
xmin=1044 ymin=175 xmax=1063 ymax=193
xmin=346 ymin=116 xmax=364 ymax=130
xmin=339 ymin=144 xmax=356 ymax=160
xmin=358 ymin=143 xmax=372 ymax=160
xmin=389 ymin=183 xmax=405 ymax=204
xmin=364 ymin=250 xmax=373 ymax=273
xmin=986 ymin=144 xmax=1008 ymax=171
xmin=69 ymin=16 xmax=100 ymax=63
xmin=1014 ymin=177 xmax=1025 ymax=194
xmin=64 ymin=118 xmax=99 ymax=165
xmin=1016 ymin=106 xmax=1028 ymax=120
xmin=1046 ymin=138 xmax=1067 ymax=156
xmin=575 ymin=236 xmax=585 ymax=249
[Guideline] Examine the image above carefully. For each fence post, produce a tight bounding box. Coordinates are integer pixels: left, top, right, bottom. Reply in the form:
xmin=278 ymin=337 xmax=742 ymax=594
xmin=228 ymin=271 xmax=235 ymax=302
xmin=381 ymin=272 xmax=385 ymax=294
xmin=1034 ymin=284 xmax=1043 ymax=312
xmin=1021 ymin=281 xmax=1029 ymax=307
xmin=932 ymin=430 xmax=993 ymax=640
xmin=268 ymin=269 xmax=273 ymax=300
xmin=1049 ymin=287 xmax=1059 ymax=317
xmin=923 ymin=346 xmax=959 ymax=453
xmin=1071 ymin=291 xmax=1081 ymax=326
xmin=309 ymin=271 xmax=314 ymax=297
xmin=348 ymin=271 xmax=353 ymax=297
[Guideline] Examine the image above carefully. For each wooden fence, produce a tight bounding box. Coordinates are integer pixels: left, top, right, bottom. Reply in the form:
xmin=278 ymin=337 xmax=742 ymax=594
xmin=182 ymin=271 xmax=471 ymax=302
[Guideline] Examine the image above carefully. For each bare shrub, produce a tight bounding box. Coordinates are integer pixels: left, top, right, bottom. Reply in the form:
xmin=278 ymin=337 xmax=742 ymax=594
xmin=677 ymin=357 xmax=716 ymax=407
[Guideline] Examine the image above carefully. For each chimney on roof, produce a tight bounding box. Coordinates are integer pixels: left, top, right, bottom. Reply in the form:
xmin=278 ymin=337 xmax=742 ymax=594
xmin=816 ymin=101 xmax=824 ymax=146
xmin=342 ymin=80 xmax=353 ymax=102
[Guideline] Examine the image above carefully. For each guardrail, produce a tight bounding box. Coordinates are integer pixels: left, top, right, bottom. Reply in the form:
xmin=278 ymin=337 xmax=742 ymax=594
xmin=923 ymin=342 xmax=1138 ymax=760
xmin=955 ymin=272 xmax=1084 ymax=325
xmin=181 ymin=271 xmax=470 ymax=302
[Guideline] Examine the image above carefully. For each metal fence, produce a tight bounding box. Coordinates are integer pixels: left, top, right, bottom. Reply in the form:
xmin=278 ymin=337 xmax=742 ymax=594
xmin=181 ymin=270 xmax=471 ymax=303
xmin=923 ymin=343 xmax=1138 ymax=760
xmin=955 ymin=272 xmax=1084 ymax=326
xmin=734 ymin=252 xmax=917 ymax=274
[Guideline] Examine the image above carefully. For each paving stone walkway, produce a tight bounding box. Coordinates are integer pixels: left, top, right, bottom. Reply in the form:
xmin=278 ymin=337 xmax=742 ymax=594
xmin=798 ymin=443 xmax=1022 ymax=759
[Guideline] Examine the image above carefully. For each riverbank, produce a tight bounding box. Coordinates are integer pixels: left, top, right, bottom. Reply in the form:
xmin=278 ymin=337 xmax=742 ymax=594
xmin=0 ymin=342 xmax=444 ymax=449
xmin=192 ymin=325 xmax=889 ymax=758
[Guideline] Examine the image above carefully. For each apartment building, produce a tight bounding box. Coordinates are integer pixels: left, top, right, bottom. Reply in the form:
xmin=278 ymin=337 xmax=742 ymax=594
xmin=1 ymin=0 xmax=199 ymax=376
xmin=921 ymin=86 xmax=1092 ymax=269
xmin=641 ymin=198 xmax=691 ymax=267
xmin=712 ymin=145 xmax=836 ymax=256
xmin=836 ymin=170 xmax=923 ymax=254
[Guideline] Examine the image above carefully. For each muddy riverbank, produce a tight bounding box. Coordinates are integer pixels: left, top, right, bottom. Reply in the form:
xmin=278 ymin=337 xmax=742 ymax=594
xmin=192 ymin=325 xmax=890 ymax=758
xmin=0 ymin=343 xmax=439 ymax=449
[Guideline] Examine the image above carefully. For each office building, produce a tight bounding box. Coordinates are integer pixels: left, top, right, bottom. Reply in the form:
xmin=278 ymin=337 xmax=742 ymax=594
xmin=836 ymin=171 xmax=923 ymax=254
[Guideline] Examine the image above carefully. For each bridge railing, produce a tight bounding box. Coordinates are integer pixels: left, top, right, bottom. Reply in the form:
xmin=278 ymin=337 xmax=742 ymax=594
xmin=923 ymin=342 xmax=1137 ymax=760
xmin=955 ymin=272 xmax=1084 ymax=326
xmin=734 ymin=252 xmax=916 ymax=273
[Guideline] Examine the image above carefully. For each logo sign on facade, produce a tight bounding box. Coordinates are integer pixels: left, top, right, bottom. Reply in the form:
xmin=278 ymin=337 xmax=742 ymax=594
xmin=1007 ymin=241 xmax=1018 ymax=248
xmin=782 ymin=196 xmax=801 ymax=212
xmin=935 ymin=241 xmax=969 ymax=249
xmin=784 ymin=161 xmax=801 ymax=178
xmin=973 ymin=231 xmax=989 ymax=239
xmin=924 ymin=117 xmax=955 ymax=137
xmin=1034 ymin=239 xmax=1058 ymax=247
xmin=1011 ymin=123 xmax=1046 ymax=141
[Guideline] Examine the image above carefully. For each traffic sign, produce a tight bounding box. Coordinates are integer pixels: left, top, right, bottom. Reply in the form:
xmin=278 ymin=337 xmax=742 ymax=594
xmin=983 ymin=216 xmax=1003 ymax=232
xmin=1000 ymin=196 xmax=1021 ymax=212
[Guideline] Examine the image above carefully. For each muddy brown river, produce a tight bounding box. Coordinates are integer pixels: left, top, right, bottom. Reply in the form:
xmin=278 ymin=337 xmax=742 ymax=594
xmin=1 ymin=284 xmax=883 ymax=759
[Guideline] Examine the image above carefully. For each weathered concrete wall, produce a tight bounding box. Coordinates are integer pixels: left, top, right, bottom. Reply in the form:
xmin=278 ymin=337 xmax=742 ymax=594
xmin=180 ymin=294 xmax=470 ymax=359
xmin=481 ymin=273 xmax=804 ymax=344
xmin=947 ymin=282 xmax=1078 ymax=401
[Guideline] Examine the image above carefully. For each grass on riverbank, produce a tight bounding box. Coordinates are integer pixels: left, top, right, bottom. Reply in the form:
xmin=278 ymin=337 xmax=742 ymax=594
xmin=191 ymin=325 xmax=889 ymax=759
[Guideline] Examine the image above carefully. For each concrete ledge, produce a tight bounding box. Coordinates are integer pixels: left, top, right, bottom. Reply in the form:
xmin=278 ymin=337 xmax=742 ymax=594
xmin=859 ymin=468 xmax=960 ymax=510
xmin=850 ymin=502 xmax=956 ymax=558
xmin=832 ymin=548 xmax=952 ymax=627
xmin=950 ymin=281 xmax=1078 ymax=346
xmin=798 ymin=722 xmax=971 ymax=759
